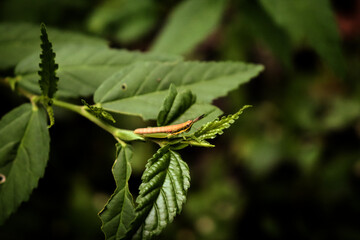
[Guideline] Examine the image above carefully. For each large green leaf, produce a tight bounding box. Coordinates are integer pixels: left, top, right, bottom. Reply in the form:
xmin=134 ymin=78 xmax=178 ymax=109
xmin=259 ymin=0 xmax=345 ymax=76
xmin=94 ymin=61 xmax=263 ymax=120
xmin=87 ymin=0 xmax=159 ymax=43
xmin=16 ymin=45 xmax=181 ymax=98
xmin=238 ymin=1 xmax=292 ymax=68
xmin=151 ymin=0 xmax=228 ymax=55
xmin=99 ymin=144 xmax=135 ymax=240
xmin=0 ymin=22 xmax=106 ymax=70
xmin=0 ymin=104 xmax=50 ymax=224
xmin=127 ymin=146 xmax=190 ymax=239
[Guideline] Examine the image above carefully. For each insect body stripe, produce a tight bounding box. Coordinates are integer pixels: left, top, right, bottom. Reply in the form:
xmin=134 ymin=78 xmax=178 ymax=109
xmin=134 ymin=121 xmax=191 ymax=134
xmin=134 ymin=115 xmax=204 ymax=136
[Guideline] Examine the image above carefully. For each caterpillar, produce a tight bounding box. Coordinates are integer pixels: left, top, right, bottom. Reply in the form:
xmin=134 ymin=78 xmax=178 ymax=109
xmin=134 ymin=115 xmax=204 ymax=138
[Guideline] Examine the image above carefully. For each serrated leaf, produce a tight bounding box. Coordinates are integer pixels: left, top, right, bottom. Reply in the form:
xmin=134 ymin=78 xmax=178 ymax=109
xmin=157 ymin=84 xmax=196 ymax=126
xmin=151 ymin=0 xmax=228 ymax=55
xmin=194 ymin=105 xmax=251 ymax=141
xmin=99 ymin=144 xmax=135 ymax=240
xmin=259 ymin=0 xmax=345 ymax=76
xmin=0 ymin=22 xmax=107 ymax=70
xmin=127 ymin=146 xmax=190 ymax=239
xmin=82 ymin=99 xmax=116 ymax=123
xmin=38 ymin=23 xmax=59 ymax=99
xmin=94 ymin=61 xmax=263 ymax=120
xmin=16 ymin=45 xmax=181 ymax=98
xmin=0 ymin=104 xmax=50 ymax=225
xmin=173 ymin=103 xmax=223 ymax=136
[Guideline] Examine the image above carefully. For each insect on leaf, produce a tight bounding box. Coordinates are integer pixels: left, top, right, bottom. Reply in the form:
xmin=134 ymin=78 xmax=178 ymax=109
xmin=94 ymin=61 xmax=263 ymax=121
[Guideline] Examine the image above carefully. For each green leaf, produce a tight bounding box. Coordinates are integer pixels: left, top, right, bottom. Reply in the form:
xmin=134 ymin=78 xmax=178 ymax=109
xmin=38 ymin=23 xmax=59 ymax=99
xmin=94 ymin=61 xmax=263 ymax=120
xmin=87 ymin=0 xmax=159 ymax=43
xmin=0 ymin=22 xmax=106 ymax=70
xmin=0 ymin=103 xmax=50 ymax=225
xmin=194 ymin=105 xmax=252 ymax=141
xmin=157 ymin=84 xmax=196 ymax=126
xmin=127 ymin=146 xmax=190 ymax=239
xmin=45 ymin=103 xmax=55 ymax=128
xmin=16 ymin=45 xmax=181 ymax=98
xmin=151 ymin=0 xmax=228 ymax=55
xmin=259 ymin=0 xmax=345 ymax=76
xmin=239 ymin=1 xmax=292 ymax=68
xmin=99 ymin=144 xmax=135 ymax=240
xmin=82 ymin=99 xmax=116 ymax=123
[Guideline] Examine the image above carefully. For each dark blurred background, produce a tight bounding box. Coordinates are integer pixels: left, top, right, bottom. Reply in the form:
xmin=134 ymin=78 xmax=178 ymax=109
xmin=1 ymin=0 xmax=360 ymax=239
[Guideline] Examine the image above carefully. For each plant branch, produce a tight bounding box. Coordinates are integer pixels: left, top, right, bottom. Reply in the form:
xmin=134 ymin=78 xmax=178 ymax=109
xmin=1 ymin=78 xmax=143 ymax=142
xmin=52 ymin=99 xmax=143 ymax=143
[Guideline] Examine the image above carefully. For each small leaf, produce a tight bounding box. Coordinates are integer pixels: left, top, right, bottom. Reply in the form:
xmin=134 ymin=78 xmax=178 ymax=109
xmin=99 ymin=144 xmax=135 ymax=239
xmin=151 ymin=0 xmax=228 ymax=55
xmin=82 ymin=99 xmax=116 ymax=123
xmin=45 ymin=102 xmax=55 ymax=128
xmin=0 ymin=104 xmax=50 ymax=225
xmin=38 ymin=23 xmax=59 ymax=99
xmin=127 ymin=146 xmax=190 ymax=239
xmin=194 ymin=105 xmax=252 ymax=141
xmin=94 ymin=61 xmax=263 ymax=120
xmin=157 ymin=84 xmax=177 ymax=126
xmin=157 ymin=84 xmax=196 ymax=126
xmin=16 ymin=45 xmax=181 ymax=98
xmin=114 ymin=129 xmax=145 ymax=142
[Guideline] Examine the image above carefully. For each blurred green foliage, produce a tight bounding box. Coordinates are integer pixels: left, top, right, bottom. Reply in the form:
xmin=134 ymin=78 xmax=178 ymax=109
xmin=1 ymin=0 xmax=360 ymax=239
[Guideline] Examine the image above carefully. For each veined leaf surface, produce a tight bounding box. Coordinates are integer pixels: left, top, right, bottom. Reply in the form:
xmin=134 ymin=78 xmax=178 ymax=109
xmin=94 ymin=61 xmax=263 ymax=120
xmin=157 ymin=84 xmax=196 ymax=127
xmin=0 ymin=104 xmax=50 ymax=224
xmin=194 ymin=105 xmax=252 ymax=141
xmin=99 ymin=144 xmax=135 ymax=240
xmin=128 ymin=146 xmax=190 ymax=239
xmin=16 ymin=45 xmax=181 ymax=98
xmin=0 ymin=22 xmax=106 ymax=70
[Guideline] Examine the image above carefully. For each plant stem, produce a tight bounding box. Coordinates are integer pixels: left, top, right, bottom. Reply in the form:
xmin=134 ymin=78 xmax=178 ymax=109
xmin=1 ymin=77 xmax=143 ymax=143
xmin=53 ymin=99 xmax=117 ymax=130
xmin=52 ymin=99 xmax=122 ymax=140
